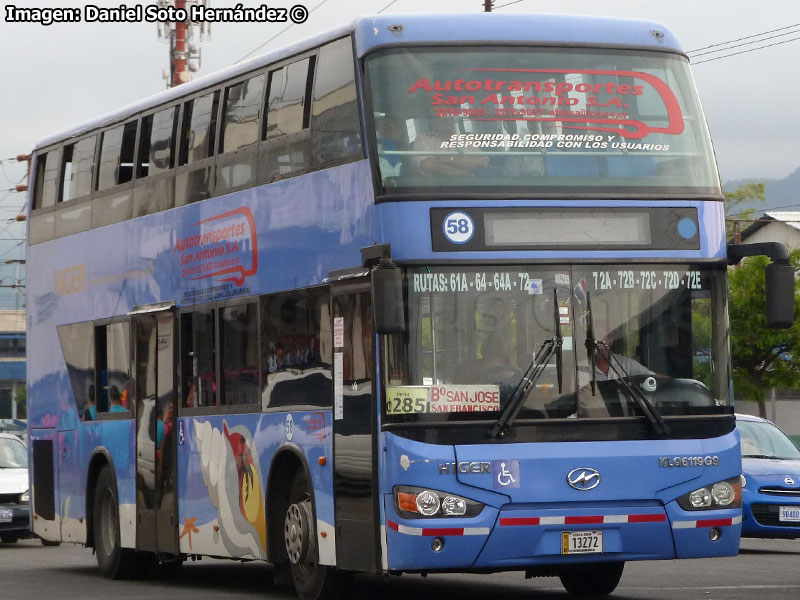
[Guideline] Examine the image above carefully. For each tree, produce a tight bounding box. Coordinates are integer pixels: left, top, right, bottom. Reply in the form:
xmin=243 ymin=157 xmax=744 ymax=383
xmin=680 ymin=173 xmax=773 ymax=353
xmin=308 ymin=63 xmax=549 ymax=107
xmin=728 ymin=250 xmax=800 ymax=417
xmin=14 ymin=385 xmax=26 ymax=419
xmin=725 ymin=182 xmax=765 ymax=240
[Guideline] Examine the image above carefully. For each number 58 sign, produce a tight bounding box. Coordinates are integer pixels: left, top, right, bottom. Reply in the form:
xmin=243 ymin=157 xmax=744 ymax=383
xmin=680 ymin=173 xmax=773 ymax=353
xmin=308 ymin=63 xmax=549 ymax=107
xmin=443 ymin=211 xmax=475 ymax=244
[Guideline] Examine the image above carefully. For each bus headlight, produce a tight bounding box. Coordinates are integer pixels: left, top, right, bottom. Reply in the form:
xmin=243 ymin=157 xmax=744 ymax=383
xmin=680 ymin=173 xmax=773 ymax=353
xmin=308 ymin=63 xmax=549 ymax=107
xmin=19 ymin=489 xmax=29 ymax=503
xmin=677 ymin=477 xmax=742 ymax=511
xmin=394 ymin=486 xmax=484 ymax=519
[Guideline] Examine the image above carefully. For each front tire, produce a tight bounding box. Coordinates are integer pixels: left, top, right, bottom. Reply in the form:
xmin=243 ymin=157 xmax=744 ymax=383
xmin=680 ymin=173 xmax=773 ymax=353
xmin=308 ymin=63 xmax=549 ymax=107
xmin=285 ymin=472 xmax=346 ymax=600
xmin=93 ymin=466 xmax=137 ymax=579
xmin=0 ymin=534 xmax=19 ymax=543
xmin=559 ymin=561 xmax=624 ymax=597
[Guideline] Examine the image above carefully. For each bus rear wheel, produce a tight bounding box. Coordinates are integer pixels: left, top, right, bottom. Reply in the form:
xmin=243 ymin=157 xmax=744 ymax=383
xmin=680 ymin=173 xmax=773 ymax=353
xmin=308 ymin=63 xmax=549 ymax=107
xmin=559 ymin=561 xmax=624 ymax=597
xmin=284 ymin=472 xmax=346 ymax=600
xmin=93 ymin=465 xmax=137 ymax=579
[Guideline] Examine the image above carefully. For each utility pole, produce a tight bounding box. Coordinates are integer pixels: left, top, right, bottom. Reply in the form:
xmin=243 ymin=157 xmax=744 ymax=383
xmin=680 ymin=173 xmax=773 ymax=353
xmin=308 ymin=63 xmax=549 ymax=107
xmin=484 ymin=0 xmax=493 ymax=11
xmin=156 ymin=0 xmax=211 ymax=88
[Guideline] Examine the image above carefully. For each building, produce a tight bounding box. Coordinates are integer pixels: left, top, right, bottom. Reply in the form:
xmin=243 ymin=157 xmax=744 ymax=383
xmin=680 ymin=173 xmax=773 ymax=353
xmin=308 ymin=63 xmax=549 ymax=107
xmin=0 ymin=310 xmax=25 ymax=419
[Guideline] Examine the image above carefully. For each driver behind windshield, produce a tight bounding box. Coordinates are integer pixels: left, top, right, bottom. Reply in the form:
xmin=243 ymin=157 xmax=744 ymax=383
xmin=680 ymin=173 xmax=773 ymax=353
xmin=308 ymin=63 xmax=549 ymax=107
xmin=577 ymin=314 xmax=653 ymax=388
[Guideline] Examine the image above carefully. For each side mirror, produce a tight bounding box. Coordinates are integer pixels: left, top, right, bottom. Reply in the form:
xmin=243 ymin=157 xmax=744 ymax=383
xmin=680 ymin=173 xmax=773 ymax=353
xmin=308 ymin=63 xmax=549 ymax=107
xmin=765 ymin=262 xmax=795 ymax=329
xmin=373 ymin=261 xmax=406 ymax=334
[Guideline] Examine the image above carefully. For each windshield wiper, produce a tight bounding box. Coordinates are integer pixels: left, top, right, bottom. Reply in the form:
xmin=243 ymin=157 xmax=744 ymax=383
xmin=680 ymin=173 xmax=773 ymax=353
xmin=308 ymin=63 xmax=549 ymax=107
xmin=489 ymin=289 xmax=562 ymax=439
xmin=584 ymin=292 xmax=670 ymax=437
xmin=742 ymin=454 xmax=774 ymax=459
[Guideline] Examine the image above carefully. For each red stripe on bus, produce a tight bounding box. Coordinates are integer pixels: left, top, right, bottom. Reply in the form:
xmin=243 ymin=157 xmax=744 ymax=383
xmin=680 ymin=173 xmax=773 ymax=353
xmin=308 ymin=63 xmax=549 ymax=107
xmin=387 ymin=520 xmax=399 ymax=532
xmin=696 ymin=518 xmax=733 ymax=528
xmin=499 ymin=517 xmax=541 ymax=526
xmin=565 ymin=516 xmax=604 ymax=525
xmin=421 ymin=528 xmax=465 ymax=536
xmin=628 ymin=514 xmax=666 ymax=523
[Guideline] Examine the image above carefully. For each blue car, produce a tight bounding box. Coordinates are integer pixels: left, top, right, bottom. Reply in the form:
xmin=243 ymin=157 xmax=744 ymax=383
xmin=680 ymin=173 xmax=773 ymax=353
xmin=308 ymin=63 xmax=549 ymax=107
xmin=738 ymin=414 xmax=800 ymax=538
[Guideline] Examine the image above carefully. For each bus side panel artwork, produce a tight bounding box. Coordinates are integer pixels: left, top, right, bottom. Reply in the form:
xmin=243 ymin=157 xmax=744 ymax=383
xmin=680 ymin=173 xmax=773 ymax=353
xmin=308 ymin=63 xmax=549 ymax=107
xmin=25 ymin=164 xmax=373 ymax=421
xmin=176 ymin=411 xmax=334 ymax=562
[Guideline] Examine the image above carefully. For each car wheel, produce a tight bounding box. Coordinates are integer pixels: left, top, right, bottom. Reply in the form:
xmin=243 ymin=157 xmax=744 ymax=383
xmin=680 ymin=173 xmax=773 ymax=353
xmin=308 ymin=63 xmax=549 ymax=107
xmin=559 ymin=561 xmax=624 ymax=597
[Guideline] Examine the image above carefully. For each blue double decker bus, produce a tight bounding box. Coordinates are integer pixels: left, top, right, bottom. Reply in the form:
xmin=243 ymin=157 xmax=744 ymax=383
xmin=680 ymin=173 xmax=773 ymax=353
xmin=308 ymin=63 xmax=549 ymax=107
xmin=26 ymin=13 xmax=793 ymax=599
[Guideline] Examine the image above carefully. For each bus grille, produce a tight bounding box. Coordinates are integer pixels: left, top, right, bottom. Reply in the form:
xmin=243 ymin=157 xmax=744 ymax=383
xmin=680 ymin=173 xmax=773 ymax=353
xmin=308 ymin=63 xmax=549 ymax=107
xmin=751 ymin=503 xmax=800 ymax=527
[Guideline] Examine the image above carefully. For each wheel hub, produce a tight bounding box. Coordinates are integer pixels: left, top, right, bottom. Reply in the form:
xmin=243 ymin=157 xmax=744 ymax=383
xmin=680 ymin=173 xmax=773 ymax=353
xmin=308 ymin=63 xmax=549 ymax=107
xmin=285 ymin=500 xmax=314 ymax=564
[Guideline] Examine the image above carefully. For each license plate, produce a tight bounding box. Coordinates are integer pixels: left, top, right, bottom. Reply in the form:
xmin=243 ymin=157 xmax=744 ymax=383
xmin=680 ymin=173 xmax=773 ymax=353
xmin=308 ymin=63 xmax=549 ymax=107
xmin=0 ymin=509 xmax=12 ymax=523
xmin=779 ymin=506 xmax=800 ymax=522
xmin=561 ymin=530 xmax=603 ymax=554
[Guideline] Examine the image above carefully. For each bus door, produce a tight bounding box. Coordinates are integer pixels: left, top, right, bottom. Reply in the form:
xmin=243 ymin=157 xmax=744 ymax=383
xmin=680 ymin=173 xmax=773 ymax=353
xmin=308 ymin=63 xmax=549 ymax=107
xmin=330 ymin=281 xmax=380 ymax=572
xmin=131 ymin=307 xmax=178 ymax=555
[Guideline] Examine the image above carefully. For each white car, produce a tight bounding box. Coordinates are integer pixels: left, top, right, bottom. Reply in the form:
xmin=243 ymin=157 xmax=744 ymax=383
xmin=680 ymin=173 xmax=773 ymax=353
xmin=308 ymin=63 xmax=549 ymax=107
xmin=0 ymin=432 xmax=30 ymax=543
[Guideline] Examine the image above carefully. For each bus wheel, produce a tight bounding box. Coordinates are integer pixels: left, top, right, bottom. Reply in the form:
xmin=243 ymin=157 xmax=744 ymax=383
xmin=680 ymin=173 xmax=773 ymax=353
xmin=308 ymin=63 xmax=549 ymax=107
xmin=559 ymin=561 xmax=624 ymax=597
xmin=284 ymin=472 xmax=343 ymax=600
xmin=93 ymin=466 xmax=137 ymax=579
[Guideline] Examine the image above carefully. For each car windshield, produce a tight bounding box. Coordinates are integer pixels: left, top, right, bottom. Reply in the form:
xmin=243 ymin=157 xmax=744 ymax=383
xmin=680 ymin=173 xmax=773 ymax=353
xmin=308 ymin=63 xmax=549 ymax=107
xmin=366 ymin=47 xmax=719 ymax=196
xmin=738 ymin=420 xmax=800 ymax=460
xmin=0 ymin=437 xmax=27 ymax=468
xmin=382 ymin=264 xmax=730 ymax=427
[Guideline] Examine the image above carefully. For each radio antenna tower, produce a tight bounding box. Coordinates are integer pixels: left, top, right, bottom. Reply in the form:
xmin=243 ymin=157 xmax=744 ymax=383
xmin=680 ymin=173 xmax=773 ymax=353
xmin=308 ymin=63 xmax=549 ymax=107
xmin=156 ymin=0 xmax=211 ymax=88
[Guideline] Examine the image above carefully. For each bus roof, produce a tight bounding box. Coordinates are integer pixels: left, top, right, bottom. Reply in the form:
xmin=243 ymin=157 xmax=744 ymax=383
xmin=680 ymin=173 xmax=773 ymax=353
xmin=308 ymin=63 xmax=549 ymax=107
xmin=34 ymin=13 xmax=682 ymax=151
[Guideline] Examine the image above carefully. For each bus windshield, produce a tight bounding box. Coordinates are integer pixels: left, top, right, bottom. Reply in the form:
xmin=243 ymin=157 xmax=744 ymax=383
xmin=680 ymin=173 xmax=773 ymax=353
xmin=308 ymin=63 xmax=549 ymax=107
xmin=382 ymin=264 xmax=730 ymax=429
xmin=366 ymin=47 xmax=720 ymax=196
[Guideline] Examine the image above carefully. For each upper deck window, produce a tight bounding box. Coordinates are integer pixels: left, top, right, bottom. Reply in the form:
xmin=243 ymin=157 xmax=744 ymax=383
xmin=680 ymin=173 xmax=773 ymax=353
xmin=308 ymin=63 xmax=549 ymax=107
xmin=264 ymin=57 xmax=314 ymax=139
xmin=180 ymin=90 xmax=220 ymax=166
xmin=97 ymin=121 xmax=136 ymax=191
xmin=220 ymin=74 xmax=265 ymax=154
xmin=33 ymin=148 xmax=62 ymax=210
xmin=366 ymin=47 xmax=720 ymax=197
xmin=138 ymin=106 xmax=178 ymax=178
xmin=60 ymin=136 xmax=97 ymax=202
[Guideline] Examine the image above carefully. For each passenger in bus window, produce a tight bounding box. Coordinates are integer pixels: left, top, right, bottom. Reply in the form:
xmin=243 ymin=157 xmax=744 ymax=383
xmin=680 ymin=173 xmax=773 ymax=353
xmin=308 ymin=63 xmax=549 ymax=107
xmin=413 ymin=118 xmax=488 ymax=176
xmin=376 ymin=116 xmax=403 ymax=179
xmin=108 ymin=386 xmax=127 ymax=413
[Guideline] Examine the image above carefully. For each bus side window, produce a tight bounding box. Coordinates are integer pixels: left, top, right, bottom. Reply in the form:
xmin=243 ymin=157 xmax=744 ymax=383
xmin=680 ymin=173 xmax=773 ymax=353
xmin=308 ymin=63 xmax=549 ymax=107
xmin=94 ymin=322 xmax=131 ymax=416
xmin=311 ymin=37 xmax=362 ymax=169
xmin=97 ymin=121 xmax=137 ymax=192
xmin=58 ymin=322 xmax=95 ymax=421
xmin=60 ymin=135 xmax=96 ymax=203
xmin=262 ymin=57 xmax=314 ymax=182
xmin=220 ymin=302 xmax=259 ymax=406
xmin=177 ymin=91 xmax=220 ymax=205
xmin=180 ymin=308 xmax=217 ymax=409
xmin=216 ymin=74 xmax=265 ymax=193
xmin=33 ymin=148 xmax=61 ymax=210
xmin=137 ymin=106 xmax=178 ymax=179
xmin=260 ymin=288 xmax=332 ymax=409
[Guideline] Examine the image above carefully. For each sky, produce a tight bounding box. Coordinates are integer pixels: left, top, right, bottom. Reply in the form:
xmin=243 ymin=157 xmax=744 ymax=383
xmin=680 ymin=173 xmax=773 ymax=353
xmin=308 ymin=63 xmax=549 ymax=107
xmin=1 ymin=0 xmax=798 ymax=308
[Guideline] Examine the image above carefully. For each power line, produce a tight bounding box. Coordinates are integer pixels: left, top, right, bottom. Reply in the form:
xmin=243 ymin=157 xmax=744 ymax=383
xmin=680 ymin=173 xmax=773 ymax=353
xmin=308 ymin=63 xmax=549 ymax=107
xmin=493 ymin=0 xmax=527 ymax=8
xmin=688 ymin=28 xmax=800 ymax=58
xmin=726 ymin=201 xmax=800 ymax=219
xmin=235 ymin=0 xmax=330 ymax=64
xmin=693 ymin=35 xmax=800 ymax=64
xmin=377 ymin=0 xmax=401 ymax=13
xmin=686 ymin=23 xmax=800 ymax=54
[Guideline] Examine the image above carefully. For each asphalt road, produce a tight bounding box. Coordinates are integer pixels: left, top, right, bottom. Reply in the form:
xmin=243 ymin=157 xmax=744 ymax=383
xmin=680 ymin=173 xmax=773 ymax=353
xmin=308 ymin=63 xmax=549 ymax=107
xmin=1 ymin=537 xmax=799 ymax=600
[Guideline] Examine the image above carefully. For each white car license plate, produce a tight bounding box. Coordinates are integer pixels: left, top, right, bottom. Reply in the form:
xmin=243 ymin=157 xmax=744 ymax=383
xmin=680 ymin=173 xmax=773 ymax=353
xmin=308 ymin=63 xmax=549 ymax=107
xmin=779 ymin=506 xmax=800 ymax=522
xmin=562 ymin=530 xmax=603 ymax=554
xmin=0 ymin=508 xmax=12 ymax=523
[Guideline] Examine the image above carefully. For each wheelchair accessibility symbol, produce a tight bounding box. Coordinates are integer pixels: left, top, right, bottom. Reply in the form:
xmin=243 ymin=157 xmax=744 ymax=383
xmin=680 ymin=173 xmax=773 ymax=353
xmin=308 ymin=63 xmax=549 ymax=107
xmin=492 ymin=459 xmax=520 ymax=489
